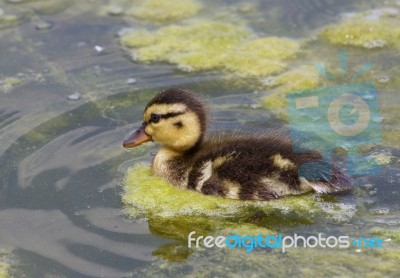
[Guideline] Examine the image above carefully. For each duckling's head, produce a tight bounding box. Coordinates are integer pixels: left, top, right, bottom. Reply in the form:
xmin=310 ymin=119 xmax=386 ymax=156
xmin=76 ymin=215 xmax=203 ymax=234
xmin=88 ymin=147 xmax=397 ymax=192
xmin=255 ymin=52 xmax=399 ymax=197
xmin=123 ymin=88 xmax=207 ymax=152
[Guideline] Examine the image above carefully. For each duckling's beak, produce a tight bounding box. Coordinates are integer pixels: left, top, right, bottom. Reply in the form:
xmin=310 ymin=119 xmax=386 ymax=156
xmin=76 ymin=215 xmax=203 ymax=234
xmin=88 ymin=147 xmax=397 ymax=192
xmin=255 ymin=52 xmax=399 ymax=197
xmin=123 ymin=123 xmax=152 ymax=148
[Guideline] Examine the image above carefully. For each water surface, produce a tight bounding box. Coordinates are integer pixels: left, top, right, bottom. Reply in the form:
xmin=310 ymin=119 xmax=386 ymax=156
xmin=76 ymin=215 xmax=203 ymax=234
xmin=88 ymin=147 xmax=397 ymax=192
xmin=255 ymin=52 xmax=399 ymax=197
xmin=0 ymin=0 xmax=399 ymax=277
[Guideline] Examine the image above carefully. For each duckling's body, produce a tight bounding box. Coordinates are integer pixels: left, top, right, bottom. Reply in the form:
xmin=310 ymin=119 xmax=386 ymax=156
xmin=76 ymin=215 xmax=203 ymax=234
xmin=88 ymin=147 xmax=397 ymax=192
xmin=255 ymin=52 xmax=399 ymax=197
xmin=123 ymin=88 xmax=351 ymax=200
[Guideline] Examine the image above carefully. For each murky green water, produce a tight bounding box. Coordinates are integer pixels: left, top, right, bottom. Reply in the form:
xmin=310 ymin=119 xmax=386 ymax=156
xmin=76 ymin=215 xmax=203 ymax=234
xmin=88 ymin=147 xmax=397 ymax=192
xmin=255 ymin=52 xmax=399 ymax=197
xmin=0 ymin=0 xmax=399 ymax=277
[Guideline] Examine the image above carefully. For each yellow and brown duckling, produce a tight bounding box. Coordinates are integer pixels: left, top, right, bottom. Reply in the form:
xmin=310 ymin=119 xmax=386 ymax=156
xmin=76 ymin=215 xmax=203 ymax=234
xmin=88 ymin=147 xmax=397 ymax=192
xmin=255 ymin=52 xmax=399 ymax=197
xmin=123 ymin=88 xmax=351 ymax=200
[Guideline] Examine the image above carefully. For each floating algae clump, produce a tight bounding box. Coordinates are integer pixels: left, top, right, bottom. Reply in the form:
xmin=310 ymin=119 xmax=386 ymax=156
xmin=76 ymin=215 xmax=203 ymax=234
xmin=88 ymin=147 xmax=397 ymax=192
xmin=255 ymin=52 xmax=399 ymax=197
xmin=121 ymin=20 xmax=252 ymax=71
xmin=0 ymin=264 xmax=7 ymax=278
xmin=223 ymin=37 xmax=299 ymax=77
xmin=122 ymin=164 xmax=356 ymax=222
xmin=120 ymin=20 xmax=300 ymax=77
xmin=261 ymin=65 xmax=320 ymax=120
xmin=0 ymin=77 xmax=23 ymax=93
xmin=272 ymin=65 xmax=320 ymax=92
xmin=129 ymin=0 xmax=201 ymax=22
xmin=0 ymin=263 xmax=8 ymax=278
xmin=321 ymin=18 xmax=400 ymax=49
xmin=0 ymin=8 xmax=18 ymax=29
xmin=0 ymin=250 xmax=10 ymax=278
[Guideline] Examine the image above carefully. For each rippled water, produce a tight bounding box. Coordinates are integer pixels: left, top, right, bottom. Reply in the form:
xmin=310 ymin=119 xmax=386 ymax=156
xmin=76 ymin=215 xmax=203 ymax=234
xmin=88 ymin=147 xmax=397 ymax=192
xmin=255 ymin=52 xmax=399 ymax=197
xmin=0 ymin=0 xmax=399 ymax=277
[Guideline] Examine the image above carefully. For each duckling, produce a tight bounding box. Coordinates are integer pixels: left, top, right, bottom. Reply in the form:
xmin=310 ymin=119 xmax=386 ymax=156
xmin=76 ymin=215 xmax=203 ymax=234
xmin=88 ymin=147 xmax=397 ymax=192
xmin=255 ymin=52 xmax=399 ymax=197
xmin=123 ymin=88 xmax=351 ymax=200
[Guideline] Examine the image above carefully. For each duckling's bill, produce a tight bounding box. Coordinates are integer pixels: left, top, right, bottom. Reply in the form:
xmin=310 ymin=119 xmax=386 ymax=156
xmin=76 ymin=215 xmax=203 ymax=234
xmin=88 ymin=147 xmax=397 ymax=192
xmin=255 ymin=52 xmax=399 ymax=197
xmin=123 ymin=124 xmax=152 ymax=148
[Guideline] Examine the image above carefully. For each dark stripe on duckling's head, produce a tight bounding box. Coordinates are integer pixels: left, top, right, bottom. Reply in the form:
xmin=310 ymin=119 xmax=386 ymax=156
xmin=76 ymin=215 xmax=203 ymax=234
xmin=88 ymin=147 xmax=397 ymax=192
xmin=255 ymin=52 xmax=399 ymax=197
xmin=146 ymin=88 xmax=207 ymax=135
xmin=149 ymin=112 xmax=185 ymax=123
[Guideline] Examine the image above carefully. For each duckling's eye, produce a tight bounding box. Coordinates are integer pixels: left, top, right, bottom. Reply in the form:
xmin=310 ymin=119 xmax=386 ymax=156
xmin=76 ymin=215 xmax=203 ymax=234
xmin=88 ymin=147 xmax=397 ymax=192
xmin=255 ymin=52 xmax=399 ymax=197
xmin=150 ymin=113 xmax=161 ymax=123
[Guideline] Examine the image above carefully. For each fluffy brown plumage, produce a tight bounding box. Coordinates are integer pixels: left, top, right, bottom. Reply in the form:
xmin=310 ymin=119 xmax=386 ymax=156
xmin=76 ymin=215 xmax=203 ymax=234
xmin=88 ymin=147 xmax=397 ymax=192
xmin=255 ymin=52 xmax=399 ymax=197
xmin=123 ymin=88 xmax=351 ymax=200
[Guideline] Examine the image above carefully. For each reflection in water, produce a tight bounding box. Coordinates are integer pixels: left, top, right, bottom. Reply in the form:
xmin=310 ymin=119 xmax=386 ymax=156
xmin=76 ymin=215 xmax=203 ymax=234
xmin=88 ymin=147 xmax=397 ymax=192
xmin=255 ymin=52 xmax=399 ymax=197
xmin=0 ymin=209 xmax=152 ymax=277
xmin=0 ymin=92 xmax=170 ymax=276
xmin=17 ymin=126 xmax=124 ymax=190
xmin=0 ymin=0 xmax=399 ymax=277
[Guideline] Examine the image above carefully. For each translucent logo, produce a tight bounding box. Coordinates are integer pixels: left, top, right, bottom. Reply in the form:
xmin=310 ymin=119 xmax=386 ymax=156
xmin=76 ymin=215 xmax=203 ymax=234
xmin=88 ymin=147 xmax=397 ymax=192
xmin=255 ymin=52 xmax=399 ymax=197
xmin=286 ymin=52 xmax=382 ymax=179
xmin=187 ymin=231 xmax=384 ymax=253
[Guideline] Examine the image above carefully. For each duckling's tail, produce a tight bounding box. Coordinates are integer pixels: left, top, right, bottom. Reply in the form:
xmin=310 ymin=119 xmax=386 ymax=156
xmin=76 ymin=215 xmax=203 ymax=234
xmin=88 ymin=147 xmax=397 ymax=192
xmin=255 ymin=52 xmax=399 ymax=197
xmin=300 ymin=162 xmax=352 ymax=194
